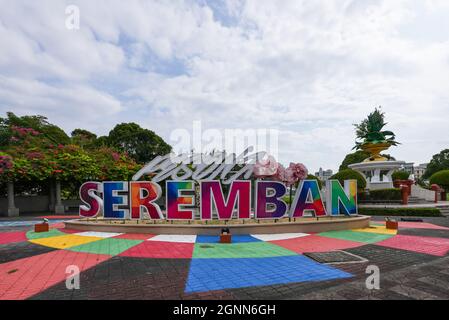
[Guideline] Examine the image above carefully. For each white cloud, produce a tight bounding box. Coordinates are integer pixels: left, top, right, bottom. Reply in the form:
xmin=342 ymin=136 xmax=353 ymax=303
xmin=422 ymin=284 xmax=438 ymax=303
xmin=0 ymin=0 xmax=448 ymax=173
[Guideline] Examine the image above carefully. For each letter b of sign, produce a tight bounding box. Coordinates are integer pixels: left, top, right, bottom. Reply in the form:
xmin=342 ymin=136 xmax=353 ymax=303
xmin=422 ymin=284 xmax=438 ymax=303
xmin=365 ymin=265 xmax=380 ymax=290
xmin=66 ymin=265 xmax=80 ymax=290
xmin=65 ymin=5 xmax=80 ymax=30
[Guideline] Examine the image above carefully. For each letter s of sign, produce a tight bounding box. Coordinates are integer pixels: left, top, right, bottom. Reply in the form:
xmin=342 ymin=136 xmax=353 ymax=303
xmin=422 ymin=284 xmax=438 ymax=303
xmin=65 ymin=5 xmax=80 ymax=30
xmin=66 ymin=265 xmax=80 ymax=290
xmin=365 ymin=265 xmax=380 ymax=290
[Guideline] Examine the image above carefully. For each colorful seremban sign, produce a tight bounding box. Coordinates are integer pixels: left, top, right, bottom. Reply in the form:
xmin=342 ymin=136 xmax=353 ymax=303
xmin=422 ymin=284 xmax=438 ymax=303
xmin=79 ymin=148 xmax=358 ymax=220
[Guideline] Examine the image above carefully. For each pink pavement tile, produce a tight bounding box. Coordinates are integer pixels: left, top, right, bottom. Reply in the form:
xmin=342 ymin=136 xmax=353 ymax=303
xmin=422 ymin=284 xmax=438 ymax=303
xmin=113 ymin=233 xmax=155 ymax=240
xmin=0 ymin=250 xmax=110 ymax=300
xmin=374 ymin=221 xmax=449 ymax=230
xmin=0 ymin=231 xmax=27 ymax=245
xmin=49 ymin=222 xmax=66 ymax=229
xmin=119 ymin=241 xmax=194 ymax=259
xmin=398 ymin=222 xmax=449 ymax=230
xmin=271 ymin=234 xmax=363 ymax=254
xmin=376 ymin=235 xmax=449 ymax=257
xmin=58 ymin=228 xmax=80 ymax=234
xmin=38 ymin=215 xmax=78 ymax=219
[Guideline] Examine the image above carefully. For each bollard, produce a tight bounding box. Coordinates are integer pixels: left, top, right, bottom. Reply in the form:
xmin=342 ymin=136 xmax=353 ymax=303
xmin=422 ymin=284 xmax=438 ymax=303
xmin=220 ymin=228 xmax=231 ymax=244
xmin=400 ymin=185 xmax=409 ymax=205
xmin=431 ymin=184 xmax=441 ymax=203
xmin=385 ymin=218 xmax=399 ymax=230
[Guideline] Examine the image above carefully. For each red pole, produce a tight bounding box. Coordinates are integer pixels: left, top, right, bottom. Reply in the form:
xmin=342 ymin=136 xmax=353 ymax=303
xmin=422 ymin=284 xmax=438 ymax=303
xmin=400 ymin=185 xmax=408 ymax=205
xmin=431 ymin=184 xmax=440 ymax=203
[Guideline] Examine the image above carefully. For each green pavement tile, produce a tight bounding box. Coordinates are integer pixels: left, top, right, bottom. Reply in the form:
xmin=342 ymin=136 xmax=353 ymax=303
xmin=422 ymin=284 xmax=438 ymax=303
xmin=68 ymin=238 xmax=142 ymax=256
xmin=193 ymin=242 xmax=297 ymax=259
xmin=318 ymin=230 xmax=393 ymax=244
xmin=26 ymin=228 xmax=65 ymax=240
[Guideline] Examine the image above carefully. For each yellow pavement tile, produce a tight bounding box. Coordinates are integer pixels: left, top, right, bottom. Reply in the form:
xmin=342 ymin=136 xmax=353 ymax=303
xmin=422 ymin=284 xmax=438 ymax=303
xmin=352 ymin=225 xmax=397 ymax=235
xmin=29 ymin=234 xmax=103 ymax=249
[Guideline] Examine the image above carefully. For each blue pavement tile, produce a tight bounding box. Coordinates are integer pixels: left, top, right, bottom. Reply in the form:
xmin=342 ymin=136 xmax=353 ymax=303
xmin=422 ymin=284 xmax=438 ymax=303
xmin=185 ymin=255 xmax=352 ymax=293
xmin=196 ymin=234 xmax=262 ymax=243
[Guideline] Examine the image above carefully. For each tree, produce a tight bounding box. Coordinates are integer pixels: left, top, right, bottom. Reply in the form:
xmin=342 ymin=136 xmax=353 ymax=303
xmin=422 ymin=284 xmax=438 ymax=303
xmin=330 ymin=169 xmax=367 ymax=191
xmin=339 ymin=151 xmax=370 ymax=171
xmin=1 ymin=126 xmax=98 ymax=184
xmin=0 ymin=112 xmax=140 ymax=198
xmin=1 ymin=112 xmax=70 ymax=146
xmin=71 ymin=129 xmax=97 ymax=149
xmin=71 ymin=129 xmax=97 ymax=140
xmin=339 ymin=151 xmax=396 ymax=171
xmin=94 ymin=136 xmax=109 ymax=148
xmin=107 ymin=123 xmax=172 ymax=163
xmin=423 ymin=149 xmax=449 ymax=179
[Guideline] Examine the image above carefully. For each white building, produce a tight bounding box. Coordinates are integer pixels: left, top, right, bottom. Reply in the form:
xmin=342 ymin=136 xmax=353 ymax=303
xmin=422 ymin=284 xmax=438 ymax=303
xmin=315 ymin=168 xmax=333 ymax=181
xmin=402 ymin=162 xmax=415 ymax=175
xmin=414 ymin=163 xmax=428 ymax=180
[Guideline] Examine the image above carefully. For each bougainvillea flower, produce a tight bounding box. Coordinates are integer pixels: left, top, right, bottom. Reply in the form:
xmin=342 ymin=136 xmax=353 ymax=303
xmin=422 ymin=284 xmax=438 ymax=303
xmin=253 ymin=155 xmax=279 ymax=179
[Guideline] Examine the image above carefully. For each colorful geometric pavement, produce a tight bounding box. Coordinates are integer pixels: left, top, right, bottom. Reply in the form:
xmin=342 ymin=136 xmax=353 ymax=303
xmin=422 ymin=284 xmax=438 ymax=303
xmin=1 ymin=217 xmax=449 ymax=300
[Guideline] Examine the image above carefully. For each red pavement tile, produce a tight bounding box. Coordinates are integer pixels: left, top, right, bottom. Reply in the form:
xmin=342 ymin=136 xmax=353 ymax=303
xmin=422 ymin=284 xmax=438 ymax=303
xmin=113 ymin=233 xmax=155 ymax=240
xmin=0 ymin=250 xmax=110 ymax=300
xmin=376 ymin=235 xmax=449 ymax=257
xmin=0 ymin=231 xmax=27 ymax=245
xmin=119 ymin=241 xmax=194 ymax=259
xmin=271 ymin=234 xmax=363 ymax=254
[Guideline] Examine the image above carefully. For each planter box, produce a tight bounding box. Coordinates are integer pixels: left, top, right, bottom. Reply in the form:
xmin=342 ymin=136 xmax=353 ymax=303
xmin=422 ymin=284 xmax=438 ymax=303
xmin=220 ymin=234 xmax=232 ymax=244
xmin=34 ymin=223 xmax=49 ymax=233
xmin=386 ymin=221 xmax=398 ymax=230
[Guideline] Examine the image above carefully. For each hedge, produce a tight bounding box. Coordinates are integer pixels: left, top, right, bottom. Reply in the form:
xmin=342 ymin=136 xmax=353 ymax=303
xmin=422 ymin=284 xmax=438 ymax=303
xmin=359 ymin=207 xmax=442 ymax=217
xmin=330 ymin=169 xmax=366 ymax=190
xmin=392 ymin=170 xmax=410 ymax=181
xmin=358 ymin=188 xmax=401 ymax=201
xmin=429 ymin=170 xmax=449 ymax=192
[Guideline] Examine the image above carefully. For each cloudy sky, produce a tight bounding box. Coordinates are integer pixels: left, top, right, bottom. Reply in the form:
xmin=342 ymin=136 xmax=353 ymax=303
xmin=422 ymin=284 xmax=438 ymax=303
xmin=1 ymin=0 xmax=448 ymax=172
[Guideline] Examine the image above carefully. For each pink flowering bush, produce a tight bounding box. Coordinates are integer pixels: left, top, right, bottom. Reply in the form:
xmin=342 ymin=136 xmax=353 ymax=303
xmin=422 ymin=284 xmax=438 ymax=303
xmin=273 ymin=164 xmax=294 ymax=186
xmin=112 ymin=152 xmax=121 ymax=161
xmin=254 ymin=156 xmax=309 ymax=187
xmin=253 ymin=155 xmax=279 ymax=178
xmin=287 ymin=163 xmax=308 ymax=181
xmin=0 ymin=153 xmax=13 ymax=175
xmin=10 ymin=126 xmax=40 ymax=137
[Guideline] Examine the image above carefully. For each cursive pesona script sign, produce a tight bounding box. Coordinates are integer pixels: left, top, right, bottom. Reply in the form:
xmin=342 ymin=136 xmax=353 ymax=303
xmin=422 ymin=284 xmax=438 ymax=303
xmin=132 ymin=147 xmax=266 ymax=185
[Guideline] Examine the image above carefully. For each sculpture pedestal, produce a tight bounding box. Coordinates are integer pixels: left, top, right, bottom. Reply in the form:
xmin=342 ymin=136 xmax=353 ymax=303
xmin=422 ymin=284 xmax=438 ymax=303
xmin=349 ymin=161 xmax=406 ymax=190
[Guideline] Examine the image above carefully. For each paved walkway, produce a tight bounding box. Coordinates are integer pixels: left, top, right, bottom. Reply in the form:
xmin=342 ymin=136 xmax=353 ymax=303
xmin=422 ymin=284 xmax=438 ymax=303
xmin=0 ymin=216 xmax=448 ymax=300
xmin=360 ymin=201 xmax=449 ymax=208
